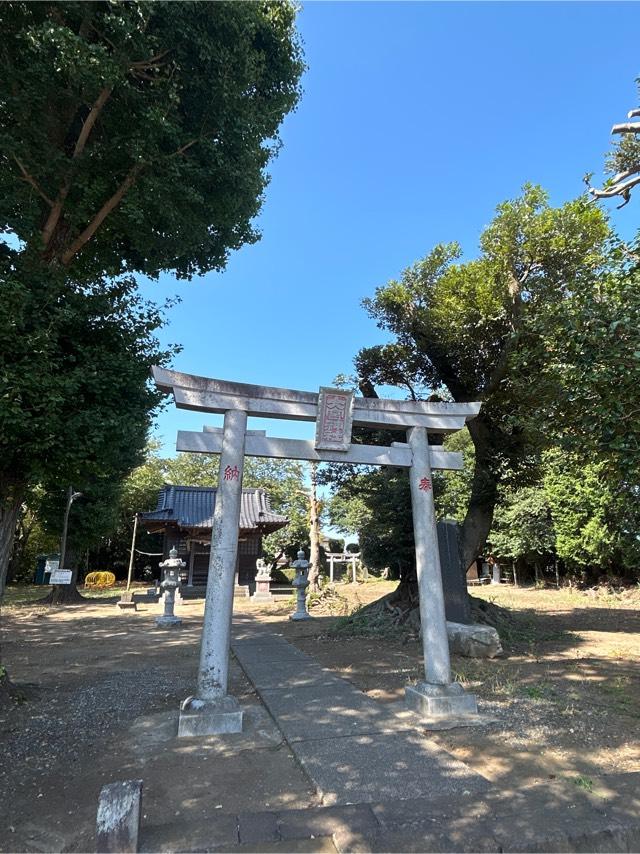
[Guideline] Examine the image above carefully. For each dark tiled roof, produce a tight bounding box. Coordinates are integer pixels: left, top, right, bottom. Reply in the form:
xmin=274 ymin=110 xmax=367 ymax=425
xmin=141 ymin=485 xmax=288 ymax=534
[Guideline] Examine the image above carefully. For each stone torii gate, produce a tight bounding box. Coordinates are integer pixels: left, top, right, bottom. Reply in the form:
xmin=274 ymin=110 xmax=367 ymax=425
xmin=152 ymin=367 xmax=482 ymax=736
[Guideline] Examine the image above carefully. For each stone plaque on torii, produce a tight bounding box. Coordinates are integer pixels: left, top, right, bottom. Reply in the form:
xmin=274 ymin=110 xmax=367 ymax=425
xmin=152 ymin=367 xmax=482 ymax=736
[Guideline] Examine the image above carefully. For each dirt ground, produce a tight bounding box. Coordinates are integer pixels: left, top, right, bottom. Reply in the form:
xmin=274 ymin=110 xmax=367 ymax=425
xmin=1 ymin=581 xmax=638 ymax=852
xmin=272 ymin=582 xmax=640 ymax=790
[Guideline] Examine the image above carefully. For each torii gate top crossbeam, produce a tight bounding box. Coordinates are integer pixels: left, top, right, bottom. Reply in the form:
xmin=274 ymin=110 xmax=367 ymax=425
xmin=152 ymin=367 xmax=480 ymax=432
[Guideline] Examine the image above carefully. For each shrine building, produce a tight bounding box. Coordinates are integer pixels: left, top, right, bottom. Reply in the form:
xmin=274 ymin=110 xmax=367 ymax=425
xmin=141 ymin=485 xmax=288 ymax=588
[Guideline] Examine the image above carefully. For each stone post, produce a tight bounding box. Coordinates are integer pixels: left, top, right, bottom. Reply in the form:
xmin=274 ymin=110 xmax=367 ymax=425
xmin=404 ymin=426 xmax=478 ymax=720
xmin=178 ymin=409 xmax=247 ymax=737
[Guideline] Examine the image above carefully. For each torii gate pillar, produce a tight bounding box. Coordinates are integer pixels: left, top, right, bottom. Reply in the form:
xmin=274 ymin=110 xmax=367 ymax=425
xmin=405 ymin=427 xmax=478 ymax=718
xmin=178 ymin=409 xmax=247 ymax=736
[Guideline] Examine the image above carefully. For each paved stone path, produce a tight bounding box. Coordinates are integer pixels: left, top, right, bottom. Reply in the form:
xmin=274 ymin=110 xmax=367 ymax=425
xmin=231 ymin=624 xmax=490 ymax=806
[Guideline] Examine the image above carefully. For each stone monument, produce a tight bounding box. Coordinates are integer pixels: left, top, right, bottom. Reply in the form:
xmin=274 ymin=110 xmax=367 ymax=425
xmin=251 ymin=558 xmax=273 ymax=603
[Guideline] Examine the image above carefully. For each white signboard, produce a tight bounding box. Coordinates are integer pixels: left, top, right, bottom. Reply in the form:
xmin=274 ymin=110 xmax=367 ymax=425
xmin=44 ymin=559 xmax=59 ymax=575
xmin=50 ymin=569 xmax=73 ymax=585
xmin=314 ymin=387 xmax=354 ymax=452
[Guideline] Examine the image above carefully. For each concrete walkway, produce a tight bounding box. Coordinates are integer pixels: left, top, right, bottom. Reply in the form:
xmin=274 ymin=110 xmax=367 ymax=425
xmin=231 ymin=623 xmax=490 ymax=806
xmin=223 ymin=622 xmax=640 ymax=852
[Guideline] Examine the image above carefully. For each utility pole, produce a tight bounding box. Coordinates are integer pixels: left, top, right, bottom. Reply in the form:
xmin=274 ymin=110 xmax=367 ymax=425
xmin=126 ymin=514 xmax=139 ymax=591
xmin=60 ymin=486 xmax=83 ymax=569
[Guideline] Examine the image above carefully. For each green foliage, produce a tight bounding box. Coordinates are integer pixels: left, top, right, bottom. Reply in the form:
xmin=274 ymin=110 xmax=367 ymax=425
xmin=543 ymin=452 xmax=640 ymax=573
xmin=0 ymin=1 xmax=304 ymax=279
xmin=536 ymin=261 xmax=640 ymax=479
xmin=491 ymin=486 xmax=555 ymax=562
xmin=339 ymin=185 xmax=615 ymax=571
xmin=0 ymin=1 xmax=303 ymax=591
xmin=0 ymin=262 xmax=172 ymax=566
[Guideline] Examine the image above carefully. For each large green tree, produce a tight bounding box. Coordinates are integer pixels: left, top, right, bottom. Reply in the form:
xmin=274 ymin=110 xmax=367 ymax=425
xmin=0 ymin=264 xmax=173 ymax=599
xmin=357 ymin=186 xmax=610 ymax=571
xmin=0 ymin=1 xmax=304 ymax=593
xmin=1 ymin=1 xmax=303 ymax=278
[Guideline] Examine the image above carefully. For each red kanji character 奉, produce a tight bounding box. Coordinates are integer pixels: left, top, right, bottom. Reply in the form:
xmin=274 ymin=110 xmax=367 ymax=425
xmin=418 ymin=477 xmax=432 ymax=491
xmin=224 ymin=465 xmax=240 ymax=481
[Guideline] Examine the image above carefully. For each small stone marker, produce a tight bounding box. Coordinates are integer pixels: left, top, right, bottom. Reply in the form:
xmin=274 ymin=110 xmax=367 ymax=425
xmin=116 ymin=591 xmax=136 ymax=611
xmin=290 ymin=550 xmax=312 ymax=621
xmin=492 ymin=562 xmax=501 ymax=585
xmin=96 ymin=779 xmax=143 ymax=853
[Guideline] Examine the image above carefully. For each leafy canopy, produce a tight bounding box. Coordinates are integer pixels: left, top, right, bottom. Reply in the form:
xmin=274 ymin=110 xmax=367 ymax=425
xmin=0 ymin=1 xmax=304 ymax=278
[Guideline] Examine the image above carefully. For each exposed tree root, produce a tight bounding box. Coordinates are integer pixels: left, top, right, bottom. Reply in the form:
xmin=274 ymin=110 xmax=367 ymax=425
xmin=38 ymin=585 xmax=86 ymax=605
xmin=330 ymin=581 xmax=515 ymax=640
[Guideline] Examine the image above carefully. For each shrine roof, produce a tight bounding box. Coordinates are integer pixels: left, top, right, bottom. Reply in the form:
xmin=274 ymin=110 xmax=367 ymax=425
xmin=141 ymin=485 xmax=288 ymax=534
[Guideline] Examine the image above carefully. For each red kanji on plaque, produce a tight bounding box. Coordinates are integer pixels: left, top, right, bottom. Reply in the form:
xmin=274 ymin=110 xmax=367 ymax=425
xmin=418 ymin=477 xmax=432 ymax=491
xmin=224 ymin=465 xmax=240 ymax=481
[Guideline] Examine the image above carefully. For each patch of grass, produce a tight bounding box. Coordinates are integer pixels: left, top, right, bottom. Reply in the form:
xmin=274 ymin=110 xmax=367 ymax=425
xmin=329 ymin=609 xmax=408 ymax=640
xmin=2 ymin=583 xmax=146 ymax=608
xmin=573 ymin=776 xmax=594 ymax=792
xmin=487 ymin=672 xmax=520 ymax=697
xmin=523 ymin=682 xmax=554 ymax=701
xmin=598 ymin=676 xmax=639 ymax=719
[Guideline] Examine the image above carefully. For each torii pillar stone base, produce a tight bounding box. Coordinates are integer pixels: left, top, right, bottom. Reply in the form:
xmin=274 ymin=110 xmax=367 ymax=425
xmin=405 ymin=681 xmax=478 ymax=719
xmin=178 ymin=695 xmax=243 ymax=737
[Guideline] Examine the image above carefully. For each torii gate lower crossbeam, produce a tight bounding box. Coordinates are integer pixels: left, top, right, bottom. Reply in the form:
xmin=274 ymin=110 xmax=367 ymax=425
xmin=153 ymin=368 xmax=482 ymax=736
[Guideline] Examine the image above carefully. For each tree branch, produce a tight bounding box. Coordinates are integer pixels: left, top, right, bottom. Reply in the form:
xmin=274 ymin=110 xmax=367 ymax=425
xmin=612 ymin=122 xmax=640 ymax=135
xmin=60 ymin=164 xmax=143 ymax=265
xmin=130 ymin=49 xmax=172 ymax=69
xmin=41 ymin=186 xmax=70 ymax=250
xmin=73 ymin=86 xmax=113 ymax=159
xmin=171 ymin=139 xmax=199 ymax=158
xmin=13 ymin=156 xmax=54 ymax=207
xmin=589 ymin=174 xmax=640 ymax=207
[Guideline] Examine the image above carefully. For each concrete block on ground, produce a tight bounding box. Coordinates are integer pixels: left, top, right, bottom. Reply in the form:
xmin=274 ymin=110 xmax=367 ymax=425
xmin=177 ymin=695 xmax=243 ymax=737
xmin=405 ymin=680 xmax=478 ymax=719
xmin=155 ymin=614 xmax=182 ymax=628
xmin=116 ymin=593 xmax=137 ymax=611
xmin=96 ymin=779 xmax=143 ymax=853
xmin=447 ymin=621 xmax=503 ymax=658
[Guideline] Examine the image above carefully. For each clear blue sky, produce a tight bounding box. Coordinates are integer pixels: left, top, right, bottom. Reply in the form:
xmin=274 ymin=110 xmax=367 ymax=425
xmin=143 ymin=1 xmax=640 ymax=454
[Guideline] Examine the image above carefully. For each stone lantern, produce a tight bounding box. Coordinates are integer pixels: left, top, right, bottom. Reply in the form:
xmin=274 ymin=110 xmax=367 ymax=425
xmin=156 ymin=547 xmax=184 ymax=627
xmin=290 ymin=549 xmax=312 ymax=621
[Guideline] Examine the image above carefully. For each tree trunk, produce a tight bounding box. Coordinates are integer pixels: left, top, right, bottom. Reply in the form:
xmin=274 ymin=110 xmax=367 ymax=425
xmin=39 ymin=551 xmax=85 ymax=604
xmin=0 ymin=484 xmax=25 ymax=703
xmin=308 ymin=463 xmax=321 ymax=593
xmin=0 ymin=490 xmax=24 ymax=599
xmin=459 ymin=414 xmax=499 ymax=572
